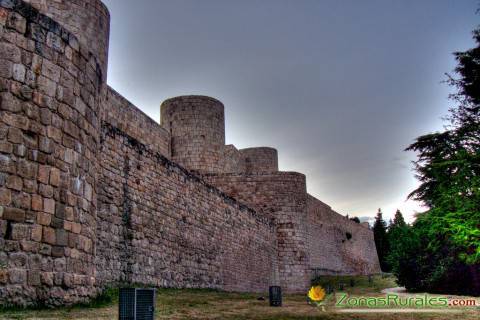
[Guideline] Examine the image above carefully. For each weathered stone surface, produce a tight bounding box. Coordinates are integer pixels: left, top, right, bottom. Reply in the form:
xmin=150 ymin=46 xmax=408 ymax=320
xmin=42 ymin=226 xmax=55 ymax=245
xmin=0 ymin=0 xmax=380 ymax=309
xmin=3 ymin=207 xmax=25 ymax=222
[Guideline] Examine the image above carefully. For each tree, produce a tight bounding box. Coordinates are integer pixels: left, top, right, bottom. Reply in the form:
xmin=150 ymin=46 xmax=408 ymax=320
xmin=373 ymin=208 xmax=390 ymax=271
xmin=350 ymin=217 xmax=361 ymax=223
xmin=406 ymin=26 xmax=480 ymax=265
xmin=387 ymin=210 xmax=407 ymax=267
xmin=391 ymin=210 xmax=406 ymax=229
xmin=399 ymin=24 xmax=480 ymax=295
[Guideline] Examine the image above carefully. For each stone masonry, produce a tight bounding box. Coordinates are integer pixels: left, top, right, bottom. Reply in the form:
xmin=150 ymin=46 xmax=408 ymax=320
xmin=0 ymin=0 xmax=380 ymax=307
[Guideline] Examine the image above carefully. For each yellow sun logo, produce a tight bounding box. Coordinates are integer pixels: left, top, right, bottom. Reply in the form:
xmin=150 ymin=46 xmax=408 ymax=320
xmin=308 ymin=286 xmax=326 ymax=302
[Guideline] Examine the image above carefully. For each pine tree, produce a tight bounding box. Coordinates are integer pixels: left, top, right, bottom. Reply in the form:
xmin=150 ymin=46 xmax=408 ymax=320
xmin=398 ymin=24 xmax=480 ymax=295
xmin=373 ymin=208 xmax=390 ymax=271
xmin=392 ymin=210 xmax=407 ymax=228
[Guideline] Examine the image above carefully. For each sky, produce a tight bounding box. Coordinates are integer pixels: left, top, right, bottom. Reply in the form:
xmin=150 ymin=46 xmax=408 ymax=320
xmin=101 ymin=0 xmax=479 ymax=224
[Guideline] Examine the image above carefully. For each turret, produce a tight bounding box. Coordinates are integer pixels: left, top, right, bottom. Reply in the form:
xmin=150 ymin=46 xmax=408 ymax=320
xmin=22 ymin=0 xmax=110 ymax=81
xmin=240 ymin=147 xmax=279 ymax=174
xmin=161 ymin=95 xmax=225 ymax=174
xmin=0 ymin=0 xmax=109 ymax=306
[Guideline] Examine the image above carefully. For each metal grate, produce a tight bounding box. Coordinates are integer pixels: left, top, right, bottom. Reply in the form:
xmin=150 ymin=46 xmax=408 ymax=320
xmin=269 ymin=286 xmax=282 ymax=307
xmin=135 ymin=289 xmax=155 ymax=320
xmin=119 ymin=288 xmax=155 ymax=320
xmin=119 ymin=288 xmax=136 ymax=320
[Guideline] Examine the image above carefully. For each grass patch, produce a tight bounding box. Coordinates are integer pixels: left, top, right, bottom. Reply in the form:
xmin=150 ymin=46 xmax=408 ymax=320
xmin=311 ymin=274 xmax=397 ymax=295
xmin=0 ymin=276 xmax=478 ymax=320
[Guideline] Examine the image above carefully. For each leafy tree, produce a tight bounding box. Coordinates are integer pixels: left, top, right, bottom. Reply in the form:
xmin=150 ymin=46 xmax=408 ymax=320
xmin=373 ymin=209 xmax=390 ymax=271
xmin=398 ymin=24 xmax=480 ymax=296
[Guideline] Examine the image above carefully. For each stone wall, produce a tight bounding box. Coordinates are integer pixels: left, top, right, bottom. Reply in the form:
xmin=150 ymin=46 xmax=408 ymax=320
xmin=0 ymin=0 xmax=105 ymax=306
xmin=0 ymin=0 xmax=381 ymax=308
xmin=101 ymin=86 xmax=170 ymax=157
xmin=306 ymin=195 xmax=381 ymax=275
xmin=96 ymin=123 xmax=277 ymax=292
xmin=202 ymin=173 xmax=381 ymax=290
xmin=202 ymin=173 xmax=311 ymax=292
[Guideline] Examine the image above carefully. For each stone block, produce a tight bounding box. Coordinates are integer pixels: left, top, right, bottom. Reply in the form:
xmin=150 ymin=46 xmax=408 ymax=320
xmin=31 ymin=224 xmax=42 ymax=242
xmin=2 ymin=111 xmax=29 ymax=130
xmin=37 ymin=212 xmax=51 ymax=226
xmin=0 ymin=7 xmax=7 ymax=25
xmin=6 ymin=175 xmax=22 ymax=191
xmin=38 ymin=183 xmax=53 ymax=198
xmin=13 ymin=144 xmax=26 ymax=157
xmin=17 ymin=159 xmax=37 ymax=179
xmin=12 ymin=63 xmax=25 ymax=82
xmin=0 ymin=41 xmax=21 ymax=63
xmin=0 ymin=154 xmax=15 ymax=173
xmin=51 ymin=246 xmax=64 ymax=257
xmin=8 ymin=268 xmax=26 ymax=284
xmin=49 ymin=168 xmax=60 ymax=186
xmin=37 ymin=76 xmax=57 ymax=97
xmin=37 ymin=165 xmax=50 ymax=184
xmin=0 ymin=141 xmax=12 ymax=153
xmin=39 ymin=136 xmax=53 ymax=154
xmin=56 ymin=229 xmax=68 ymax=247
xmin=8 ymin=251 xmax=27 ymax=267
xmin=0 ymin=58 xmax=12 ymax=78
xmin=42 ymin=226 xmax=55 ymax=245
xmin=1 ymin=92 xmax=22 ymax=112
xmin=39 ymin=243 xmax=51 ymax=256
xmin=46 ymin=126 xmax=62 ymax=143
xmin=7 ymin=12 xmax=26 ymax=34
xmin=43 ymin=198 xmax=54 ymax=214
xmin=41 ymin=59 xmax=61 ymax=82
xmin=31 ymin=194 xmax=42 ymax=211
xmin=11 ymin=223 xmax=28 ymax=240
xmin=3 ymin=207 xmax=25 ymax=222
xmin=46 ymin=32 xmax=63 ymax=52
xmin=40 ymin=272 xmax=53 ymax=286
xmin=28 ymin=271 xmax=41 ymax=286
xmin=0 ymin=269 xmax=7 ymax=284
xmin=0 ymin=188 xmax=11 ymax=206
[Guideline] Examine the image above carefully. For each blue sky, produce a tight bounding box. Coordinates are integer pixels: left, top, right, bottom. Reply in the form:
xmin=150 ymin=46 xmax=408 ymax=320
xmin=102 ymin=0 xmax=479 ymax=223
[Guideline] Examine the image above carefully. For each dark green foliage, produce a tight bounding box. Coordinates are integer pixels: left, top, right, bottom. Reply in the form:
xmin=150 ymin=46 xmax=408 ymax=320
xmin=350 ymin=217 xmax=361 ymax=223
xmin=391 ymin=210 xmax=406 ymax=229
xmin=373 ymin=209 xmax=390 ymax=271
xmin=393 ymin=24 xmax=480 ymax=296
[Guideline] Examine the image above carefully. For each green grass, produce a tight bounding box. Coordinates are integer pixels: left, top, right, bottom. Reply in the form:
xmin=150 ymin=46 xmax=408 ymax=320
xmin=0 ymin=275 xmax=478 ymax=320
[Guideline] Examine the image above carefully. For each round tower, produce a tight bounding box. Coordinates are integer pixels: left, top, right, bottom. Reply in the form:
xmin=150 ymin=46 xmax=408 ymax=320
xmin=22 ymin=0 xmax=110 ymax=81
xmin=240 ymin=147 xmax=279 ymax=174
xmin=161 ymin=96 xmax=225 ymax=174
xmin=0 ymin=0 xmax=109 ymax=306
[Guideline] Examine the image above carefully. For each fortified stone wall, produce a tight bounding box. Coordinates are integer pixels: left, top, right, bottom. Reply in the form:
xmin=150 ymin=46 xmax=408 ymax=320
xmin=96 ymin=122 xmax=277 ymax=292
xmin=101 ymin=86 xmax=171 ymax=157
xmin=0 ymin=0 xmax=380 ymax=308
xmin=306 ymin=195 xmax=380 ymax=276
xmin=0 ymin=0 xmax=105 ymax=306
xmin=202 ymin=174 xmax=382 ymax=290
xmin=220 ymin=144 xmax=245 ymax=174
xmin=202 ymin=173 xmax=311 ymax=292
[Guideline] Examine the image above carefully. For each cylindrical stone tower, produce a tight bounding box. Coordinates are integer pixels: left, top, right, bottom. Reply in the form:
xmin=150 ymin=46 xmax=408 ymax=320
xmin=0 ymin=0 xmax=109 ymax=306
xmin=161 ymin=96 xmax=225 ymax=174
xmin=240 ymin=147 xmax=278 ymax=174
xmin=22 ymin=0 xmax=110 ymax=81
